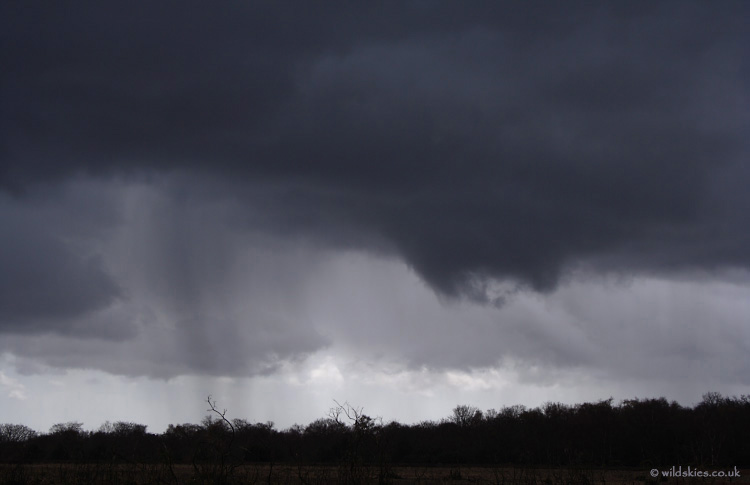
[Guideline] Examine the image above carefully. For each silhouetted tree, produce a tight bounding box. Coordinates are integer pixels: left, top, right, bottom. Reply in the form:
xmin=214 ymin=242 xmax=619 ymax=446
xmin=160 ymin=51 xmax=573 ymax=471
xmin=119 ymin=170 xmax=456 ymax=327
xmin=2 ymin=393 xmax=750 ymax=471
xmin=0 ymin=424 xmax=37 ymax=443
xmin=450 ymin=405 xmax=483 ymax=428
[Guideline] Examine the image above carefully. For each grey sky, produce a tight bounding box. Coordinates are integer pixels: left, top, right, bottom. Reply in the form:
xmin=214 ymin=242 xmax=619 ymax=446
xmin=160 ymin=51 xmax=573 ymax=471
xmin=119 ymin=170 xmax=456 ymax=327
xmin=1 ymin=1 xmax=748 ymax=431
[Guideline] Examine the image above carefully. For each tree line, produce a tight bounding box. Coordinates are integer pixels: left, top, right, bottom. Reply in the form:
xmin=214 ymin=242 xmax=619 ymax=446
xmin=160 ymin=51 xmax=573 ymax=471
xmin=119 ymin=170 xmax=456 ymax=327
xmin=1 ymin=393 xmax=748 ymax=468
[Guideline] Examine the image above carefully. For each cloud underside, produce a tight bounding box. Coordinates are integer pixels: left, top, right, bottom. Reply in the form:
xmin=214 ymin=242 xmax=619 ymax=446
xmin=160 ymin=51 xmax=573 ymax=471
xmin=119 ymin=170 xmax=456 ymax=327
xmin=3 ymin=232 xmax=750 ymax=386
xmin=0 ymin=2 xmax=749 ymax=380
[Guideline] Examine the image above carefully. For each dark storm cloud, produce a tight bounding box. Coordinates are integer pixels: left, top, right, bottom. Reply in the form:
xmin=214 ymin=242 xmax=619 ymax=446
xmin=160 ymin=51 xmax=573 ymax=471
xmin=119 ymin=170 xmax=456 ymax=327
xmin=0 ymin=187 xmax=124 ymax=337
xmin=1 ymin=1 xmax=749 ymax=300
xmin=0 ymin=226 xmax=115 ymax=324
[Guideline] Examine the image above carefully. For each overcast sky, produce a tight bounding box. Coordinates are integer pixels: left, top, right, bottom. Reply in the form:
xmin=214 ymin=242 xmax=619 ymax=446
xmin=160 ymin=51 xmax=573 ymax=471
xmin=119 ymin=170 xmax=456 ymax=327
xmin=1 ymin=1 xmax=749 ymax=433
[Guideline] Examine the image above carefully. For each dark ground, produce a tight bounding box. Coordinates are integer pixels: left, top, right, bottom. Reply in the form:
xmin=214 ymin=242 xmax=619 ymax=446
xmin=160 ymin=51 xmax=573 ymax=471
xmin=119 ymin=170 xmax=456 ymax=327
xmin=1 ymin=463 xmax=747 ymax=485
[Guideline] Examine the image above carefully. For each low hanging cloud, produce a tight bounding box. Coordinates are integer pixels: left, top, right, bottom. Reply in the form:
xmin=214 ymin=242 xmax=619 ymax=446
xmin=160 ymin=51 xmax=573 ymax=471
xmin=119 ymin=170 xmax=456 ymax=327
xmin=0 ymin=188 xmax=123 ymax=337
xmin=1 ymin=2 xmax=749 ymax=382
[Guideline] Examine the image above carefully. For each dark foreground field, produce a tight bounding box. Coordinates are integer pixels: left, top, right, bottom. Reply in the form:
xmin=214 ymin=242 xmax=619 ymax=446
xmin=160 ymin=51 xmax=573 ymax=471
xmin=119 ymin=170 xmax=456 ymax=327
xmin=1 ymin=463 xmax=748 ymax=485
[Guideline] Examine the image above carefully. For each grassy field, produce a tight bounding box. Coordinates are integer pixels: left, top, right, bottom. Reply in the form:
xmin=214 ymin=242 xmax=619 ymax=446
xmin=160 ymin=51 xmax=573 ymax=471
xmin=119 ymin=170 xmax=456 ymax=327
xmin=1 ymin=463 xmax=747 ymax=484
